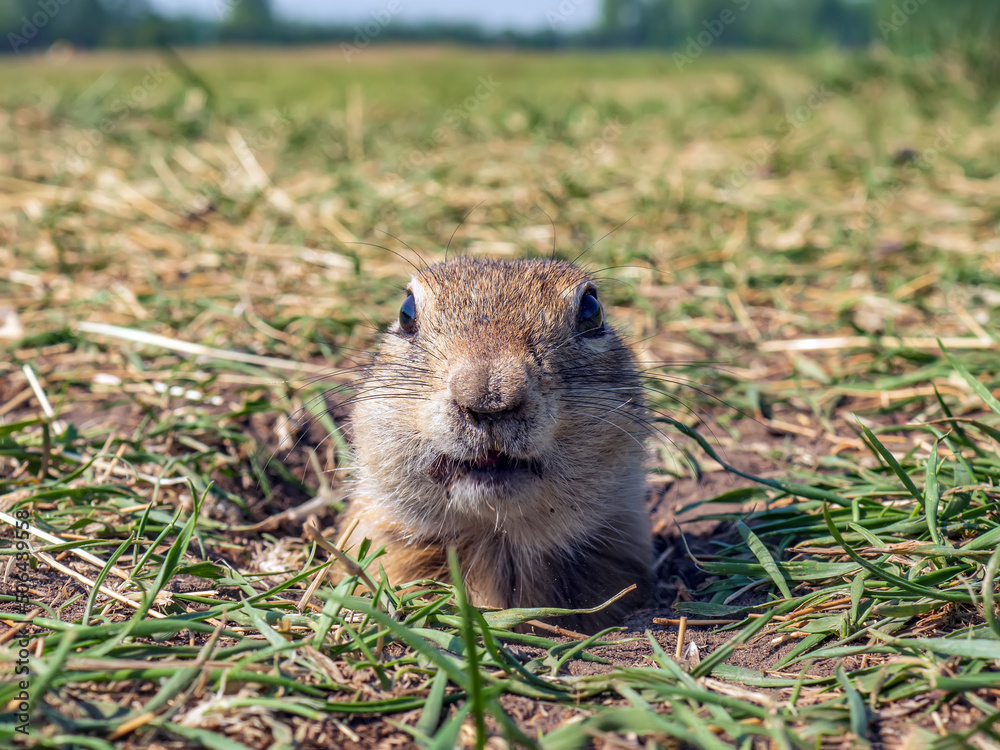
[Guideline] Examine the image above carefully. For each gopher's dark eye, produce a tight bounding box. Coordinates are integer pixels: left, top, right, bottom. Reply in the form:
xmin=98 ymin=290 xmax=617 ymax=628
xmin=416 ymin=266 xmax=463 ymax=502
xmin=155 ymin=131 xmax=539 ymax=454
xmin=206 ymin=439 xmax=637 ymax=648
xmin=399 ymin=292 xmax=417 ymax=335
xmin=577 ymin=290 xmax=604 ymax=335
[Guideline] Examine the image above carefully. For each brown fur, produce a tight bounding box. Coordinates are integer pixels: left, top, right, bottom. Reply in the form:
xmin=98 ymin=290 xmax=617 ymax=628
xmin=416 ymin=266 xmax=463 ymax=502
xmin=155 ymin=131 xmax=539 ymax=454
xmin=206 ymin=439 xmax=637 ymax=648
xmin=342 ymin=258 xmax=653 ymax=633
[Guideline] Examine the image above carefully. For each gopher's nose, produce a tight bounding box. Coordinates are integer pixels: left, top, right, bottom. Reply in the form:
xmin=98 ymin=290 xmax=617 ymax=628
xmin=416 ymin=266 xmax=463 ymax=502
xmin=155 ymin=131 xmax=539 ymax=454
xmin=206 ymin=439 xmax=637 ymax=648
xmin=449 ymin=359 xmax=528 ymax=423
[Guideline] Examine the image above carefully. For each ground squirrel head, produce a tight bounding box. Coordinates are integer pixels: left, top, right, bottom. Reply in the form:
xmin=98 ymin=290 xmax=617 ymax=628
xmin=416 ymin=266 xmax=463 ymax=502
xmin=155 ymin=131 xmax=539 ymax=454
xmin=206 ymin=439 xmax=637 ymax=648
xmin=350 ymin=257 xmax=648 ymax=550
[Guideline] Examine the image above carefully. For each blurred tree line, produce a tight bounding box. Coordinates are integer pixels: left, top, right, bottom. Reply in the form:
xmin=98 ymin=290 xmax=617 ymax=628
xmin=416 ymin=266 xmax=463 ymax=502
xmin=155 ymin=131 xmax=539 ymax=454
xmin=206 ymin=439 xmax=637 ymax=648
xmin=595 ymin=0 xmax=999 ymax=89
xmin=1 ymin=0 xmax=997 ymax=74
xmin=596 ymin=0 xmax=872 ymax=48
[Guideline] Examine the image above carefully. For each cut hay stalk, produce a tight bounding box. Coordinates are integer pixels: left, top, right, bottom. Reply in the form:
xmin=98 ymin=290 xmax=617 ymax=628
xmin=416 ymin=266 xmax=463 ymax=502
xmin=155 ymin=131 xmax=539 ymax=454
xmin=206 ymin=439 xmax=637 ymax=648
xmin=76 ymin=321 xmax=330 ymax=374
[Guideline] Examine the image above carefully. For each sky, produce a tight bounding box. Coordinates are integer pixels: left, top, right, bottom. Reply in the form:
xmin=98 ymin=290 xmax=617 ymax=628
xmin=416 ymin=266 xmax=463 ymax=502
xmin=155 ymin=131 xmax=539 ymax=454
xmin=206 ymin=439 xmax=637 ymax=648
xmin=146 ymin=0 xmax=602 ymax=32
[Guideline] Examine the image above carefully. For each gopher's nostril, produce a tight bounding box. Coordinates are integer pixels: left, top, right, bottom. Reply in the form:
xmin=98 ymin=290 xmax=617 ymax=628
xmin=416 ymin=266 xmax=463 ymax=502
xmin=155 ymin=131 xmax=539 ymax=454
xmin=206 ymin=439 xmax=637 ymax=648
xmin=458 ymin=402 xmax=523 ymax=425
xmin=449 ymin=358 xmax=530 ymax=422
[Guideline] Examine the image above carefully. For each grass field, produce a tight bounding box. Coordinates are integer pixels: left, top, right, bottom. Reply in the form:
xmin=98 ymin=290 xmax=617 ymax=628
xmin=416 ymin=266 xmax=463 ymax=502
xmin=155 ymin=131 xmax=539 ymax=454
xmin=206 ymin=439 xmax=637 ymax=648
xmin=1 ymin=45 xmax=1000 ymax=749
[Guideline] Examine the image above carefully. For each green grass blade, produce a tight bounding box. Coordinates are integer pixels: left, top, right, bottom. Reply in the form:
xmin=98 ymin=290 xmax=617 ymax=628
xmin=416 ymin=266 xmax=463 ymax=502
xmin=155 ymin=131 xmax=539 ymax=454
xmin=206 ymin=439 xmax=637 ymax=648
xmin=81 ymin=533 xmax=135 ymax=626
xmin=983 ymin=547 xmax=1000 ymax=640
xmin=164 ymin=722 xmax=256 ymax=750
xmin=449 ymin=549 xmax=486 ymax=750
xmin=924 ymin=443 xmax=943 ymax=547
xmin=835 ymin=665 xmax=872 ymax=749
xmin=415 ymin=669 xmax=449 ymax=738
xmin=822 ymin=504 xmax=972 ymax=604
xmin=858 ymin=423 xmax=923 ymax=505
xmin=737 ymin=520 xmax=791 ymax=599
xmin=941 ymin=343 xmax=1000 ymax=416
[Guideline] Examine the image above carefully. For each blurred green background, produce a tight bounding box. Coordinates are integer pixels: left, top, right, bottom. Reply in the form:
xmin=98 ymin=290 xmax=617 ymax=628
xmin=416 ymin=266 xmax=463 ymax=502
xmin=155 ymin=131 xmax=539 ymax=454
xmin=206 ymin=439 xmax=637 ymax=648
xmin=2 ymin=0 xmax=998 ymax=73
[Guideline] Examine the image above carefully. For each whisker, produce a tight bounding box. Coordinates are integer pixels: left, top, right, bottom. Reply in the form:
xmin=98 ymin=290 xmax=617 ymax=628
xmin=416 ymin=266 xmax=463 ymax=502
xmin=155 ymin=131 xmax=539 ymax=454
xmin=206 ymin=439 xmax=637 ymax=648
xmin=446 ymin=199 xmax=486 ymax=260
xmin=374 ymin=227 xmax=430 ymax=270
xmin=569 ymin=215 xmax=636 ymax=267
xmin=344 ymin=240 xmax=426 ymax=276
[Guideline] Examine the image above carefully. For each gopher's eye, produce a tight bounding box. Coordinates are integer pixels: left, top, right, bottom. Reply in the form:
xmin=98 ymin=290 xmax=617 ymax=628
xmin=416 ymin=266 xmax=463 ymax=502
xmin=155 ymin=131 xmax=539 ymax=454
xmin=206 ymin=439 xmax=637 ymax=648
xmin=399 ymin=292 xmax=417 ymax=335
xmin=577 ymin=290 xmax=604 ymax=335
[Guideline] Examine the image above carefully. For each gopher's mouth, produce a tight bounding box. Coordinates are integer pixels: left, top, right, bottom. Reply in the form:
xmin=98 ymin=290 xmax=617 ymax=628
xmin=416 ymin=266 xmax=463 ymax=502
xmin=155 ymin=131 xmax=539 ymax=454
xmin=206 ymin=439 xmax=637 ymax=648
xmin=427 ymin=450 xmax=542 ymax=486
